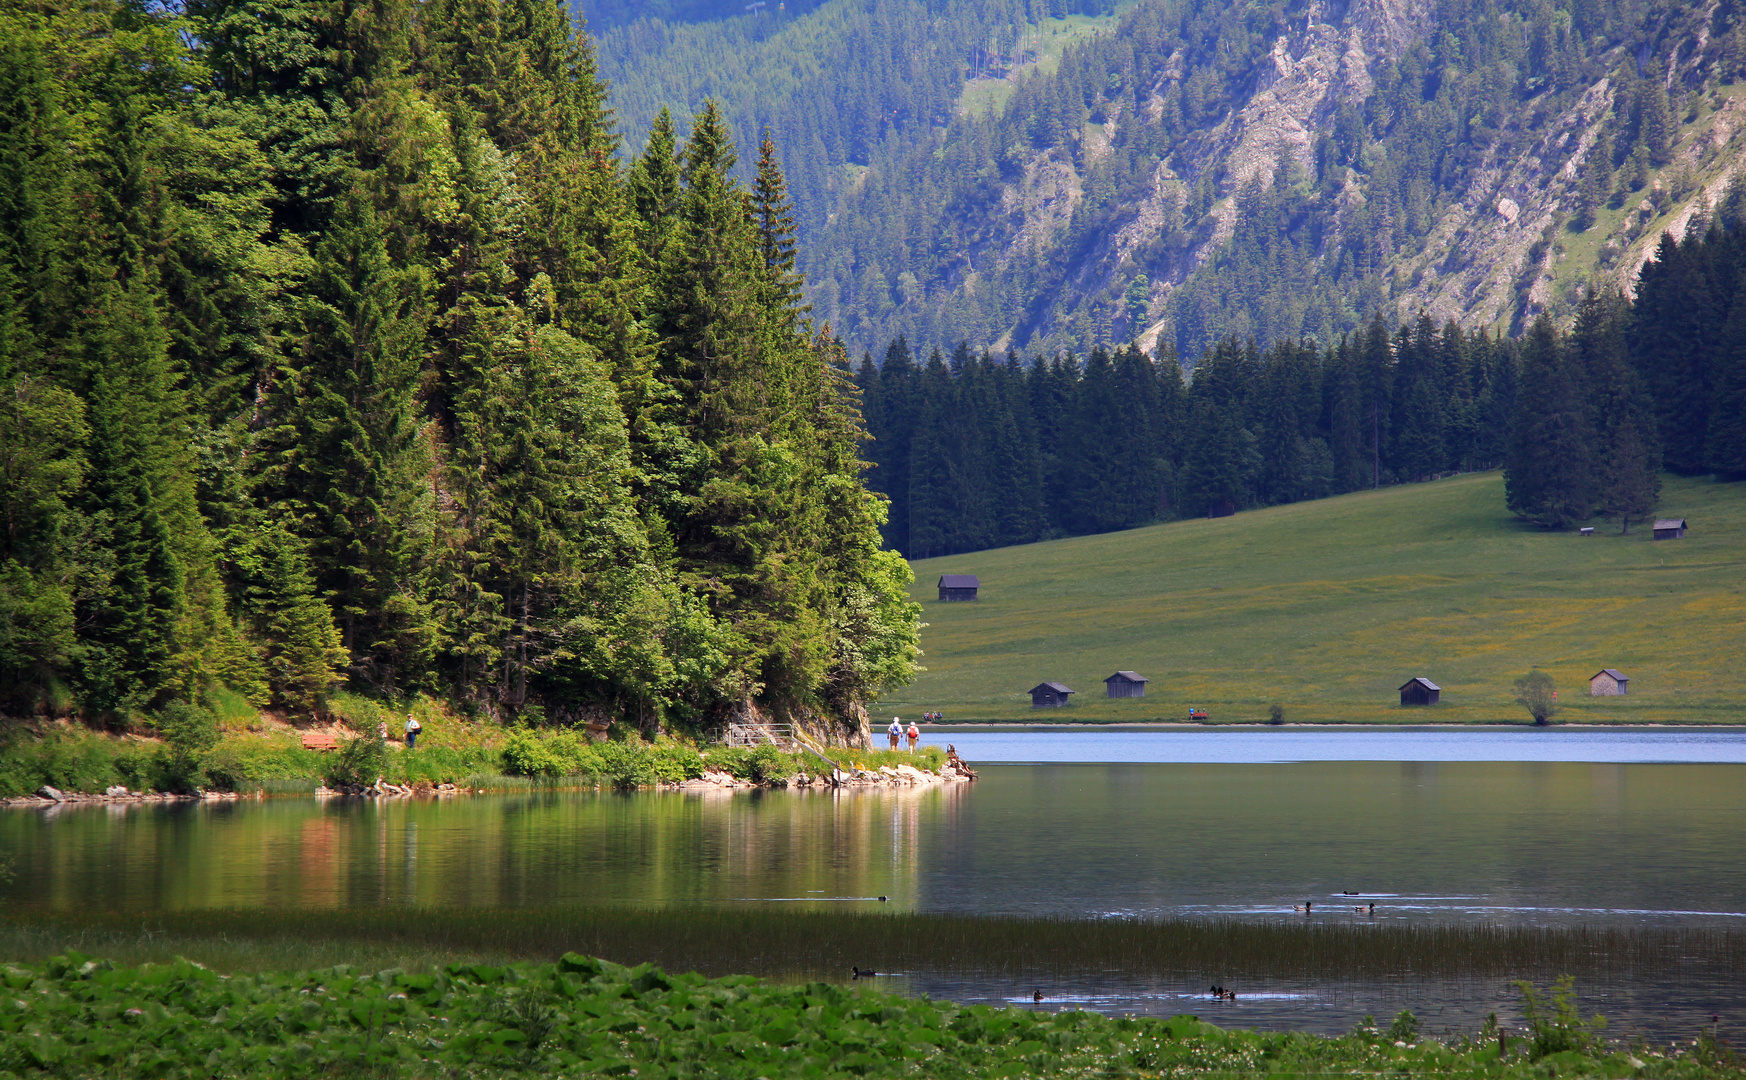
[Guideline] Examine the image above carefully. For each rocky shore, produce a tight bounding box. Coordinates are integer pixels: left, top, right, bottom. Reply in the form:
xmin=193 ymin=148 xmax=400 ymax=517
xmin=3 ymin=756 xmax=976 ymax=806
xmin=315 ymin=780 xmax=468 ymax=798
xmin=1 ymin=785 xmax=253 ymax=807
xmin=674 ymin=757 xmax=977 ymax=791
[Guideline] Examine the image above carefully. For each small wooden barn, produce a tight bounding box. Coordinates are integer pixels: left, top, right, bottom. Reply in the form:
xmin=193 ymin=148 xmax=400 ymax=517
xmin=1589 ymin=669 xmax=1629 ymax=696
xmin=938 ymin=574 xmax=980 ymax=601
xmin=1104 ymin=671 xmax=1149 ymax=698
xmin=1399 ymin=677 xmax=1441 ymax=706
xmin=1652 ymin=518 xmax=1687 ymax=540
xmin=1030 ymin=682 xmax=1074 ymax=708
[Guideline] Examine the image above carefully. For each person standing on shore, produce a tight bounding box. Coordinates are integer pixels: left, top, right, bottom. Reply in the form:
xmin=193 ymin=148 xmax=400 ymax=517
xmin=906 ymin=720 xmax=919 ymax=751
xmin=888 ymin=717 xmax=902 ymax=749
xmin=405 ymin=712 xmax=422 ymax=749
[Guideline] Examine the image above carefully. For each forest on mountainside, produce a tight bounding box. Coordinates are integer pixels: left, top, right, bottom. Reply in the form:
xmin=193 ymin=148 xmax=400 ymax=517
xmin=821 ymin=0 xmax=1746 ymax=359
xmin=601 ymin=0 xmax=1746 ymax=361
xmin=597 ymin=0 xmax=1118 ymax=257
xmin=0 ymin=0 xmax=921 ymax=737
xmin=857 ymin=204 xmax=1746 ymax=558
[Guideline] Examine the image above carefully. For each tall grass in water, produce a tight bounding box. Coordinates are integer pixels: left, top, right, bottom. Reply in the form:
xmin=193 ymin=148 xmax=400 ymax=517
xmin=2 ymin=908 xmax=1739 ymax=984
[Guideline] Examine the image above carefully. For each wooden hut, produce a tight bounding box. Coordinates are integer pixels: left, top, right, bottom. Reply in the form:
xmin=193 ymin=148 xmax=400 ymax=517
xmin=1652 ymin=518 xmax=1687 ymax=540
xmin=1589 ymin=669 xmax=1629 ymax=696
xmin=937 ymin=574 xmax=980 ymax=601
xmin=1030 ymin=682 xmax=1074 ymax=708
xmin=1398 ymin=677 xmax=1441 ymax=706
xmin=1104 ymin=671 xmax=1149 ymax=699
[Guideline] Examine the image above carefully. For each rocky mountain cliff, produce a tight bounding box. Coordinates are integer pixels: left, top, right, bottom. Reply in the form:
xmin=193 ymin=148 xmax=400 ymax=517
xmin=647 ymin=0 xmax=1746 ymax=359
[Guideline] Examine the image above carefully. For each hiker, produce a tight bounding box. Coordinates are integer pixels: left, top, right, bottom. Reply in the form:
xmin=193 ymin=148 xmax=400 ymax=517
xmin=376 ymin=721 xmax=388 ymax=742
xmin=888 ymin=717 xmax=902 ymax=749
xmin=906 ymin=720 xmax=920 ymax=751
xmin=405 ymin=712 xmax=422 ymax=749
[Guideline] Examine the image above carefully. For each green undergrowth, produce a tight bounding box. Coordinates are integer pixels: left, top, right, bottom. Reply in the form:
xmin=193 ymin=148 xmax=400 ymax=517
xmin=0 ymin=724 xmax=946 ymax=798
xmin=0 ymin=952 xmax=1738 ymax=1079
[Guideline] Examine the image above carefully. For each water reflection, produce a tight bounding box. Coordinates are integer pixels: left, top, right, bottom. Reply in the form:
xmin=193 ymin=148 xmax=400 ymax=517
xmin=5 ymin=759 xmax=1744 ymax=1037
xmin=0 ymin=784 xmax=965 ymax=913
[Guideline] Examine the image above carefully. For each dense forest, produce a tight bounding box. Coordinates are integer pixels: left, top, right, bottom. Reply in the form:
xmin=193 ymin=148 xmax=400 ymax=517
xmin=858 ymin=201 xmax=1746 ymax=558
xmin=858 ymin=323 xmax=1518 ymax=557
xmin=601 ymin=0 xmax=1746 ymax=361
xmin=0 ymin=0 xmax=921 ymax=735
xmin=819 ymin=0 xmax=1746 ymax=359
xmin=595 ymin=0 xmax=1118 ymax=308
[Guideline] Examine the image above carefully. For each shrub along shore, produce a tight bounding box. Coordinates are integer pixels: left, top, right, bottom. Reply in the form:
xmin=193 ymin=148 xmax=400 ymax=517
xmin=0 ymin=695 xmax=949 ymax=801
xmin=0 ymin=949 xmax=1737 ymax=1079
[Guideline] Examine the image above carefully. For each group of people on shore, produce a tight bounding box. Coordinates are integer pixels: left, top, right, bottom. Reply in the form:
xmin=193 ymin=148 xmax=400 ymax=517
xmin=921 ymin=711 xmax=944 ymax=722
xmin=887 ymin=718 xmax=921 ymax=750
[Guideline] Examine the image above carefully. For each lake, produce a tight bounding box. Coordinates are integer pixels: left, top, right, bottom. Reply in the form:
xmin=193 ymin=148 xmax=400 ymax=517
xmin=4 ymin=728 xmax=1744 ymax=1037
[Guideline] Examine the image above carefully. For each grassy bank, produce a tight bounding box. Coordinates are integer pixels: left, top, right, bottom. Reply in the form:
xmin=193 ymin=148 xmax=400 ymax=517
xmin=0 ymin=948 xmax=1736 ymax=1079
xmin=0 ymin=721 xmax=942 ymax=799
xmin=2 ymin=908 xmax=1738 ymax=988
xmin=897 ymin=472 xmax=1746 ymax=724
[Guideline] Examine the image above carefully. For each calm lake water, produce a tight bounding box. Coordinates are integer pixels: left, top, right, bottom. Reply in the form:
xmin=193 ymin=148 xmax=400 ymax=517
xmin=5 ymin=728 xmax=1744 ymax=1036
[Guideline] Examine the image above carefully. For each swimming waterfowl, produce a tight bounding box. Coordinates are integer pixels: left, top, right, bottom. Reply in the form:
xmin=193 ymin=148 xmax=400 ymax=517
xmin=1033 ymin=989 xmax=1044 ymax=1003
xmin=1293 ymin=900 xmax=1313 ymax=912
xmin=878 ymin=895 xmax=889 ymax=901
xmin=852 ymin=966 xmax=876 ymax=979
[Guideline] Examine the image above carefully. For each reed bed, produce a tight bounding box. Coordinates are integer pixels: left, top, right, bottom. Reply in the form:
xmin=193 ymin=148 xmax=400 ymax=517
xmin=2 ymin=907 xmax=1738 ymax=984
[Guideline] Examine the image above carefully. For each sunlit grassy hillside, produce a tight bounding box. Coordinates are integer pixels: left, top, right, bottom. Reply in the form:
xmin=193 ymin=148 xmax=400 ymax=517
xmin=894 ymin=472 xmax=1746 ymax=724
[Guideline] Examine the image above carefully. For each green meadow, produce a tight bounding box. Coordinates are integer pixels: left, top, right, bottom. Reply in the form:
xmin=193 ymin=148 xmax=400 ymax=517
xmin=893 ymin=472 xmax=1746 ymax=724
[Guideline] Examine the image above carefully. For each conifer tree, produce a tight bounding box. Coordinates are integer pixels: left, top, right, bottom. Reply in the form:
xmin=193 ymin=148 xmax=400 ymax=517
xmin=235 ymin=521 xmax=346 ymax=712
xmin=265 ymin=189 xmax=434 ymax=693
xmin=1576 ymin=291 xmax=1661 ymax=531
xmin=1706 ymin=275 xmax=1746 ymax=478
xmin=752 ymin=130 xmax=806 ymax=318
xmin=1505 ymin=317 xmax=1595 ymax=527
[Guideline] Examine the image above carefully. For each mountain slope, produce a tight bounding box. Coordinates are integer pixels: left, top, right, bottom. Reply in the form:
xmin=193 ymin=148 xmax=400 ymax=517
xmin=602 ymin=0 xmax=1746 ymax=359
xmin=890 ymin=472 xmax=1746 ymax=723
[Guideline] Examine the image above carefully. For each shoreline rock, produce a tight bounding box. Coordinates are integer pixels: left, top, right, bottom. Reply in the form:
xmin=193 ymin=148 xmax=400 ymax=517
xmin=670 ymin=759 xmax=975 ymax=791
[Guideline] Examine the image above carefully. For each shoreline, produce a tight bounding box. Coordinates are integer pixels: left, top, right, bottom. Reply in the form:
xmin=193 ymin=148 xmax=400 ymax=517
xmin=1 ymin=762 xmax=974 ymax=808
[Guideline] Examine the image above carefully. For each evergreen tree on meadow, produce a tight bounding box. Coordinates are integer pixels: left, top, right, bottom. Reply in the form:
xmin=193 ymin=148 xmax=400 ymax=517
xmin=1632 ymin=232 xmax=1718 ymax=473
xmin=1574 ymin=290 xmax=1661 ymax=532
xmin=1705 ymin=273 xmax=1746 ymax=478
xmin=1505 ymin=317 xmax=1596 ymax=528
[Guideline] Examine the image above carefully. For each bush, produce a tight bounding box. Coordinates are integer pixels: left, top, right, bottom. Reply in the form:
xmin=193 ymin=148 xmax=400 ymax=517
xmin=323 ymin=735 xmax=389 ymax=789
xmin=327 ymin=691 xmax=392 ymax=736
xmin=0 ymin=729 xmax=135 ymax=796
xmin=1514 ymin=669 xmax=1558 ymax=725
xmin=1268 ymin=704 xmax=1285 ymax=725
xmin=500 ymin=729 xmax=705 ymax=788
xmin=1515 ymin=976 xmax=1604 ymax=1058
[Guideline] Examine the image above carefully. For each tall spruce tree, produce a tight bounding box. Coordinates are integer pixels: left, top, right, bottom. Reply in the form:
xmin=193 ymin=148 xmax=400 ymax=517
xmin=265 ymin=189 xmax=434 ymax=694
xmin=1505 ymin=317 xmax=1596 ymax=527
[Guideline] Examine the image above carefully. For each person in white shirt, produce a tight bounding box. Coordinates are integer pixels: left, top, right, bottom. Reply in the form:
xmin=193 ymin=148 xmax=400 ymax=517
xmin=405 ymin=713 xmax=422 ymax=749
xmin=887 ymin=717 xmax=902 ymax=750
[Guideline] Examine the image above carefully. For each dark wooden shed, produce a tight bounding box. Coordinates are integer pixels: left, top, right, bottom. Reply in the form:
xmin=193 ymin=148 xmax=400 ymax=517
xmin=938 ymin=574 xmax=980 ymax=601
xmin=1399 ymin=677 xmax=1441 ymax=706
xmin=1104 ymin=671 xmax=1149 ymax=699
xmin=1589 ymin=669 xmax=1629 ymax=696
xmin=1652 ymin=518 xmax=1687 ymax=540
xmin=1030 ymin=682 xmax=1073 ymax=708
